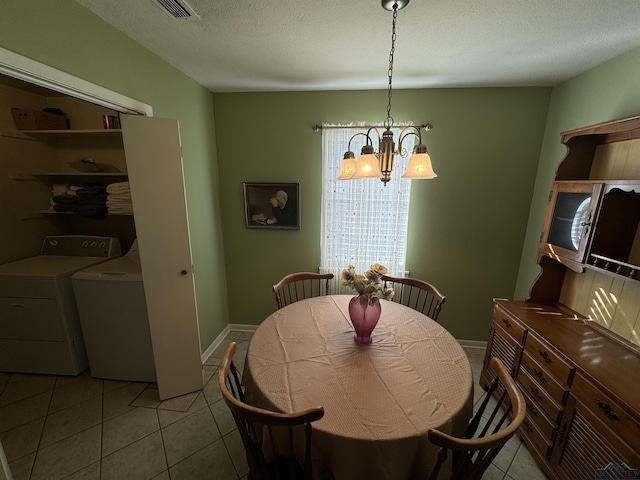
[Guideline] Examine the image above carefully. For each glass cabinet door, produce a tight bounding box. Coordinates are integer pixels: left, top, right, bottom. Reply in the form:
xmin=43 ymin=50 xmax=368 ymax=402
xmin=540 ymin=182 xmax=603 ymax=268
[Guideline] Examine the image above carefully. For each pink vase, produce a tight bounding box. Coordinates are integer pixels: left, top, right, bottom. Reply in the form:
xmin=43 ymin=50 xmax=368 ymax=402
xmin=348 ymin=295 xmax=381 ymax=344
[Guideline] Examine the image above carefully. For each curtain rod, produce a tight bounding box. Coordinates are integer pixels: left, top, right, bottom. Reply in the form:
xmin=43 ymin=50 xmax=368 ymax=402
xmin=311 ymin=123 xmax=433 ymax=132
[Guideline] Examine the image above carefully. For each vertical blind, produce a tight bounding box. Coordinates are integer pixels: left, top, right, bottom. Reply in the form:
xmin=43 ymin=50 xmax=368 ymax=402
xmin=320 ymin=125 xmax=413 ymax=290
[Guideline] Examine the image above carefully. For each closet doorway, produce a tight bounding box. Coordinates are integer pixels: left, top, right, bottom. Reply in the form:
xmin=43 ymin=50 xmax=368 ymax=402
xmin=0 ymin=47 xmax=202 ymax=401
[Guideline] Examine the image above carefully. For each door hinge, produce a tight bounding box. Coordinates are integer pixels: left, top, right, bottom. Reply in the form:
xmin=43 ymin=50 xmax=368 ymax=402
xmin=548 ymin=189 xmax=553 ymax=202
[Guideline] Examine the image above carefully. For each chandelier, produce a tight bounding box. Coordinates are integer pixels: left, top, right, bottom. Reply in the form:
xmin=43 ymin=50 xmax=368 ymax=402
xmin=337 ymin=0 xmax=437 ymax=186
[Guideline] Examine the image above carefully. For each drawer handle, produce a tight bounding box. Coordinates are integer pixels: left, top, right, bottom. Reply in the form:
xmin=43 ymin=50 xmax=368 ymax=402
xmin=538 ymin=350 xmax=552 ymax=363
xmin=596 ymin=400 xmax=619 ymax=421
xmin=530 ymin=386 xmax=543 ymax=401
xmin=533 ymin=369 xmax=547 ymax=384
xmin=525 ymin=401 xmax=538 ymax=417
xmin=523 ymin=418 xmax=534 ymax=433
xmin=502 ymin=318 xmax=512 ymax=328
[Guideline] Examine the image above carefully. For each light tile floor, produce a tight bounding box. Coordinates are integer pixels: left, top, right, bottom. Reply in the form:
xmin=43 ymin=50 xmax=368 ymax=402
xmin=0 ymin=330 xmax=548 ymax=479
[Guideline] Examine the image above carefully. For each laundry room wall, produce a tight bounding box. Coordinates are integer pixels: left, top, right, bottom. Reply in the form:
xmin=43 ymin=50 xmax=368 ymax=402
xmin=0 ymin=0 xmax=228 ymax=351
xmin=0 ymin=79 xmax=63 ymax=264
xmin=0 ymin=76 xmax=137 ymax=264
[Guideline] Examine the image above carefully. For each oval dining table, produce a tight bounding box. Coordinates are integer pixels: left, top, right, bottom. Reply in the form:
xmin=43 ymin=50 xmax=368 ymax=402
xmin=242 ymin=295 xmax=474 ymax=480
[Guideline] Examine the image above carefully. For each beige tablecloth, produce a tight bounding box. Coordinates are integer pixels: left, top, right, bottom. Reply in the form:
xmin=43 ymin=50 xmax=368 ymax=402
xmin=243 ymin=295 xmax=473 ymax=480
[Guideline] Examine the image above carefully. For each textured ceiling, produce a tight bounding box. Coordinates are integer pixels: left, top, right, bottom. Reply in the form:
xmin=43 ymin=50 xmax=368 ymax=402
xmin=74 ymin=0 xmax=640 ymax=93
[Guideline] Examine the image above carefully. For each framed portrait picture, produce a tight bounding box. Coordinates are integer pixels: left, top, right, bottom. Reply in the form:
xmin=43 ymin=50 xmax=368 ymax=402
xmin=243 ymin=183 xmax=300 ymax=230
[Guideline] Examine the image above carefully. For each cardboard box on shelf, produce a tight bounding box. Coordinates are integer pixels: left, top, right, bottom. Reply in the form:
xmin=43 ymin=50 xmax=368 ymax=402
xmin=11 ymin=108 xmax=69 ymax=130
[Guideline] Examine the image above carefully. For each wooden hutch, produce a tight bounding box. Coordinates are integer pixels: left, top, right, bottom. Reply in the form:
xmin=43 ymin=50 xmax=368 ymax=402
xmin=480 ymin=115 xmax=640 ymax=480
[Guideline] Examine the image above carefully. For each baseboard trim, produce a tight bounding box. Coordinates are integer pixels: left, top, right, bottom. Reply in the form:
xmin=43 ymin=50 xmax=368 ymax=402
xmin=228 ymin=324 xmax=258 ymax=333
xmin=201 ymin=325 xmax=230 ymax=364
xmin=201 ymin=324 xmax=258 ymax=364
xmin=203 ymin=329 xmax=486 ymax=363
xmin=457 ymin=339 xmax=488 ymax=350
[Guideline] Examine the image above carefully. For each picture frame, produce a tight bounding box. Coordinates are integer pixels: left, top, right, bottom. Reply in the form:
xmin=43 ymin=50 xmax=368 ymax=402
xmin=243 ymin=182 xmax=300 ymax=230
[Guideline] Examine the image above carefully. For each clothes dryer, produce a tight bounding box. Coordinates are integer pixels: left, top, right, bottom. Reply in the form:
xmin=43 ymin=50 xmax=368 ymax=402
xmin=0 ymin=236 xmax=121 ymax=375
xmin=72 ymin=240 xmax=156 ymax=382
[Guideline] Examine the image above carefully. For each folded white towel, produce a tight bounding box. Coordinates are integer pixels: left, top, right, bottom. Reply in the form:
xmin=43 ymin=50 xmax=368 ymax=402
xmin=106 ymin=181 xmax=130 ymax=194
xmin=107 ymin=192 xmax=132 ymax=201
xmin=106 ymin=199 xmax=133 ymax=208
xmin=108 ymin=207 xmax=134 ymax=215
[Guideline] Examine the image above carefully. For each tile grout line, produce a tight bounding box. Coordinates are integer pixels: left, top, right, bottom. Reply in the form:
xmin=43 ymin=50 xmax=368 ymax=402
xmin=155 ymin=408 xmax=170 ymax=478
xmin=219 ymin=429 xmax=243 ymax=480
xmin=28 ymin=376 xmax=58 ymax=480
xmin=50 ymin=377 xmax=106 ymax=480
xmin=503 ymin=440 xmax=523 ymax=478
xmin=99 ymin=381 xmax=105 ymax=480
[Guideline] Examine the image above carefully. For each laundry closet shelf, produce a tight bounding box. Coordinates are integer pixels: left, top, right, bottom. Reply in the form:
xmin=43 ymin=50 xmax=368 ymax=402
xmin=40 ymin=210 xmax=73 ymax=215
xmin=18 ymin=129 xmax=124 ymax=148
xmin=39 ymin=209 xmax=133 ymax=216
xmin=19 ymin=129 xmax=122 ymax=137
xmin=32 ymin=172 xmax=128 ymax=179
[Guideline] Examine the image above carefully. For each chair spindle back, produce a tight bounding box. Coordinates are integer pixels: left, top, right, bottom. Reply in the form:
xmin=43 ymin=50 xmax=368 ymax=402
xmin=381 ymin=275 xmax=446 ymax=321
xmin=272 ymin=272 xmax=334 ymax=309
xmin=218 ymin=342 xmax=324 ymax=479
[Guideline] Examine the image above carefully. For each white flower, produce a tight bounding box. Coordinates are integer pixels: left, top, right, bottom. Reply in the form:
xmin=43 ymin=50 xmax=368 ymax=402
xmin=340 ymin=264 xmax=394 ymax=308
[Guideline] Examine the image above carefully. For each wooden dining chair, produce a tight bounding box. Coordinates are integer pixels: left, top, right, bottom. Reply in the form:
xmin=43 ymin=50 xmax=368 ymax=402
xmin=272 ymin=272 xmax=334 ymax=310
xmin=426 ymin=357 xmax=526 ymax=480
xmin=381 ymin=275 xmax=446 ymax=321
xmin=218 ymin=342 xmax=325 ymax=480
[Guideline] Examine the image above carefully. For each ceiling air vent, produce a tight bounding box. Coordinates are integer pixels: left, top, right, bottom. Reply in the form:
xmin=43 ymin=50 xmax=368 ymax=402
xmin=154 ymin=0 xmax=198 ymax=18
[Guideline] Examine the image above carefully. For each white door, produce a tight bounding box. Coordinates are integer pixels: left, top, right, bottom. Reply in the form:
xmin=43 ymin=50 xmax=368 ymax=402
xmin=121 ymin=115 xmax=202 ymax=400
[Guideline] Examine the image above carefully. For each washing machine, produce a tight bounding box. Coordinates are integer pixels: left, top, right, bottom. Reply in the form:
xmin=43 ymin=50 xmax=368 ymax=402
xmin=71 ymin=240 xmax=156 ymax=382
xmin=0 ymin=236 xmax=121 ymax=375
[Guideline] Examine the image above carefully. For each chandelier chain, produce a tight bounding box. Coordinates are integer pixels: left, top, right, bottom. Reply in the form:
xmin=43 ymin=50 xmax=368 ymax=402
xmin=335 ymin=0 xmax=437 ymax=184
xmin=384 ymin=3 xmax=398 ymax=130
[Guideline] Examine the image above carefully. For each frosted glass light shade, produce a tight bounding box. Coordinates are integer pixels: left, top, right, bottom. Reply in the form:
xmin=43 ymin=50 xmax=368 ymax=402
xmin=402 ymin=147 xmax=437 ymax=179
xmin=355 ymin=153 xmax=381 ymax=178
xmin=337 ymin=155 xmax=357 ymax=180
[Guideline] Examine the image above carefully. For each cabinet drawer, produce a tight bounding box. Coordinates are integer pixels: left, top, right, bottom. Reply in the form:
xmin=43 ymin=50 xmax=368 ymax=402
xmin=493 ymin=306 xmax=526 ymax=343
xmin=571 ymin=373 xmax=640 ymax=452
xmin=520 ymin=415 xmax=553 ymax=459
xmin=524 ymin=333 xmax=573 ymax=385
xmin=520 ymin=352 xmax=569 ymax=407
xmin=518 ymin=368 xmax=563 ymax=424
xmin=523 ymin=390 xmax=556 ymax=442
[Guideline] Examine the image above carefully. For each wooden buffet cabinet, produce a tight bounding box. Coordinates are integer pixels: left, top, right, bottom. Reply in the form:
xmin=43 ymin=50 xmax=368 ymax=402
xmin=480 ymin=115 xmax=640 ymax=480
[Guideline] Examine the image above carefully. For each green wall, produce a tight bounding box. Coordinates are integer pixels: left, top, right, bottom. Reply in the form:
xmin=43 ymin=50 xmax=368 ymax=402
xmin=0 ymin=0 xmax=229 ymax=351
xmin=214 ymin=87 xmax=551 ymax=340
xmin=514 ymin=46 xmax=640 ymax=300
xmin=8 ymin=1 xmax=637 ymax=345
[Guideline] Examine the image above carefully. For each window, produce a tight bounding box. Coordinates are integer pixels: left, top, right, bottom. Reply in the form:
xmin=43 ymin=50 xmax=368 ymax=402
xmin=320 ymin=126 xmax=414 ymax=288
